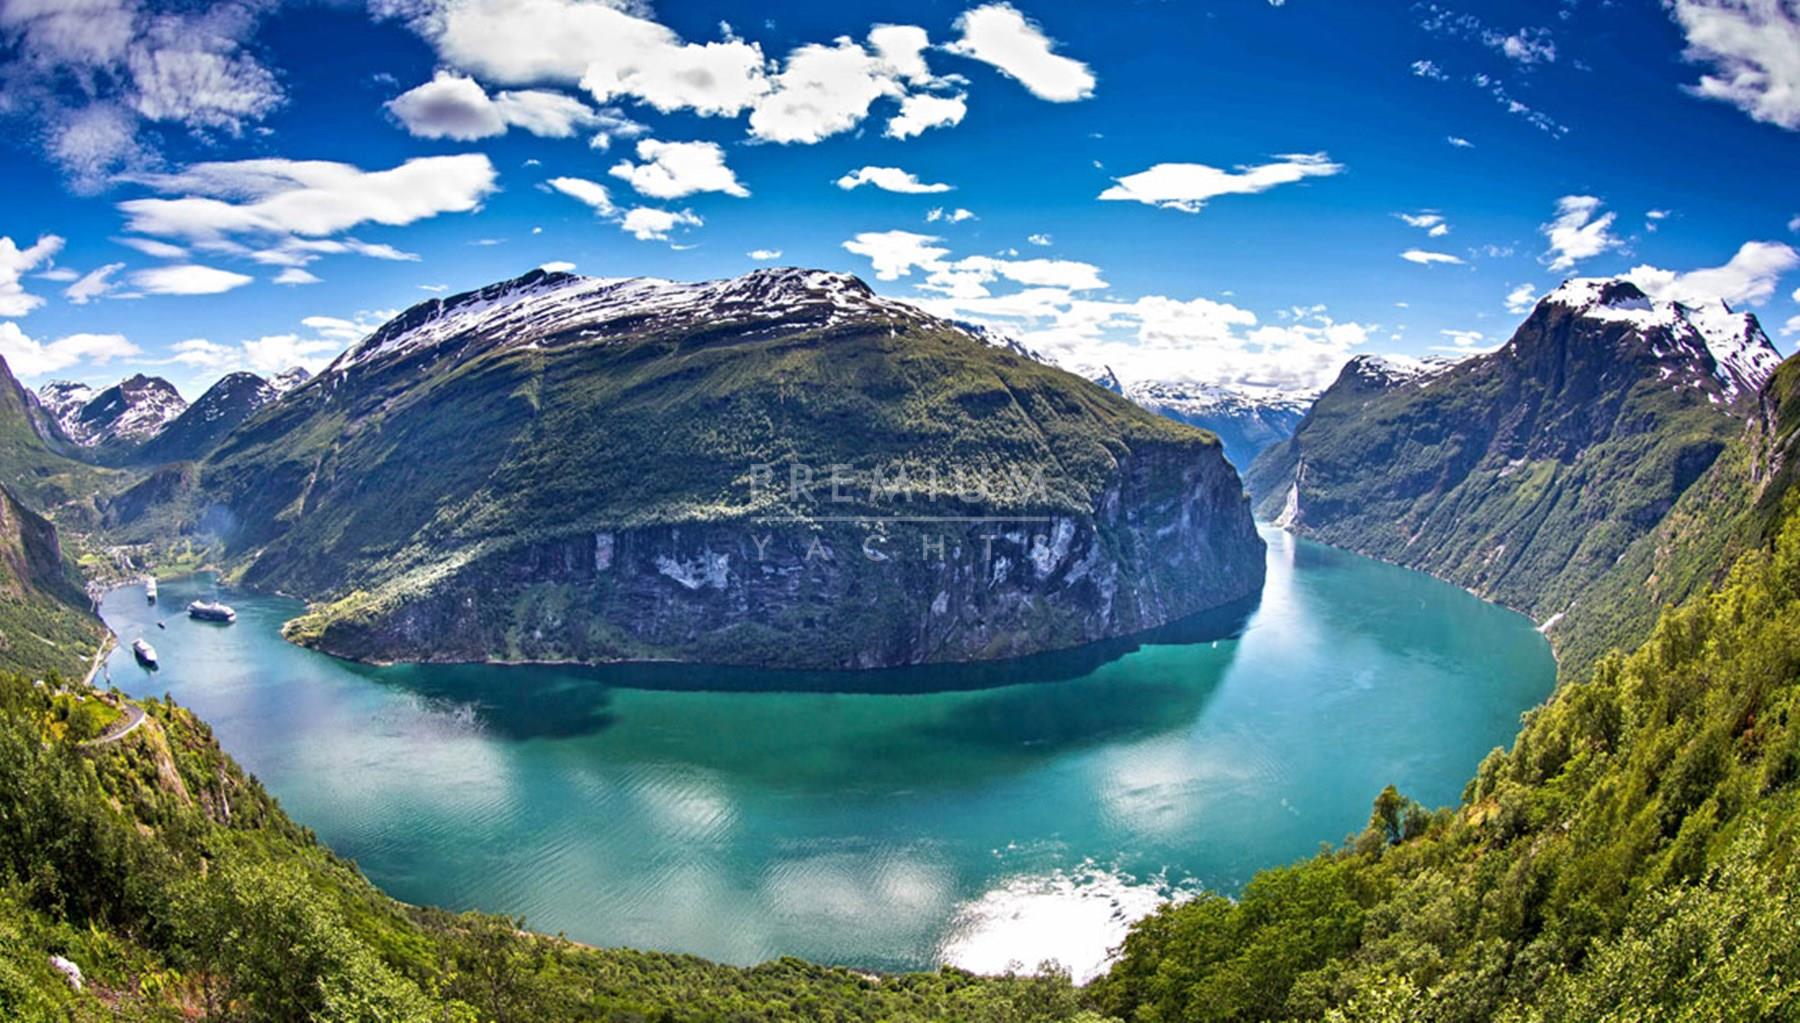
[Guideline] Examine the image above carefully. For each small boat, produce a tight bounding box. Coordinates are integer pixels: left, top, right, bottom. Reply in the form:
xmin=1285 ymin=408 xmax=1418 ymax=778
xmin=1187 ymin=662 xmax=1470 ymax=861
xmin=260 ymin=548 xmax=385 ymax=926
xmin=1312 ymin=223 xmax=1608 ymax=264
xmin=187 ymin=600 xmax=237 ymax=623
xmin=145 ymin=577 xmax=157 ymax=603
xmin=132 ymin=638 xmax=158 ymax=668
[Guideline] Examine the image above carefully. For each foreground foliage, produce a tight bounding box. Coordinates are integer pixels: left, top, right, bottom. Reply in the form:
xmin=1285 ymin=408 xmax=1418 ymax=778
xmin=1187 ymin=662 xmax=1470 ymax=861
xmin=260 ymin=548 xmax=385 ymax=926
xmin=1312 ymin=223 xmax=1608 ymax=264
xmin=0 ymin=675 xmax=1093 ymax=1021
xmin=1092 ymin=502 xmax=1800 ymax=1021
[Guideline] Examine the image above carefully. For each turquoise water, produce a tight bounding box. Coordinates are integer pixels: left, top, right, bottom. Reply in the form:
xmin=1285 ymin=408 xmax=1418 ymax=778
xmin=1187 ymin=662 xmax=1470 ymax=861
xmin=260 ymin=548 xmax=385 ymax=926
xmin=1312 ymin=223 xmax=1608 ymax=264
xmin=98 ymin=528 xmax=1555 ymax=979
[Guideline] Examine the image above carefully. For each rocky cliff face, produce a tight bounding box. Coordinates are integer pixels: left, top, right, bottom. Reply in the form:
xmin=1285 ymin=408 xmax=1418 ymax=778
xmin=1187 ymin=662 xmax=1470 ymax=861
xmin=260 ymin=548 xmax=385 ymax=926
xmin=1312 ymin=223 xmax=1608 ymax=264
xmin=286 ymin=441 xmax=1263 ymax=668
xmin=136 ymin=267 xmax=1265 ymax=669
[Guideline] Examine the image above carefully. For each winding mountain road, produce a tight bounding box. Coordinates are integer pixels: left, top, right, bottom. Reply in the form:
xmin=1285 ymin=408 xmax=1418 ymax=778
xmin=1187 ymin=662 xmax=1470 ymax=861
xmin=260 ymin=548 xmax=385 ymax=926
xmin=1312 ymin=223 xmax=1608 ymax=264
xmin=86 ymin=704 xmax=146 ymax=745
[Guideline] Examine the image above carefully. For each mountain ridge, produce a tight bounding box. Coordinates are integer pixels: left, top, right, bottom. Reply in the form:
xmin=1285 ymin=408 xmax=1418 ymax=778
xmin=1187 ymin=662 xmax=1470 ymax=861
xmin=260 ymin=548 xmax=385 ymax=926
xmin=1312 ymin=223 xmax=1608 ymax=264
xmin=1246 ymin=275 xmax=1780 ymax=666
xmin=121 ymin=266 xmax=1266 ymax=669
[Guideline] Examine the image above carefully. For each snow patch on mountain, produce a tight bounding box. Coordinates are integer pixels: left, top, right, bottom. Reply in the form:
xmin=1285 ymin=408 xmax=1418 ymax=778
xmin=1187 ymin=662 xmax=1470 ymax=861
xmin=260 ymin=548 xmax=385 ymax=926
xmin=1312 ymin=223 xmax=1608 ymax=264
xmin=34 ymin=381 xmax=96 ymax=438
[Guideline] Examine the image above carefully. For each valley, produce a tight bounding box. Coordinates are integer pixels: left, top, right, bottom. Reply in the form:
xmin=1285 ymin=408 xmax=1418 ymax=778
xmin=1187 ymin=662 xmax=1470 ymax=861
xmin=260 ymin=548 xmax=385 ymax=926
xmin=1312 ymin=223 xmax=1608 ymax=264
xmin=1 ymin=264 xmax=1797 ymax=1021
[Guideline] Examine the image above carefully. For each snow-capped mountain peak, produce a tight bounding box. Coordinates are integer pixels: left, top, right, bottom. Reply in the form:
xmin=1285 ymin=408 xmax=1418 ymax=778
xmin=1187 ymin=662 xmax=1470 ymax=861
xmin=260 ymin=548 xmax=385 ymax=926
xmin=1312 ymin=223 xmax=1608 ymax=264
xmin=1540 ymin=276 xmax=1783 ymax=400
xmin=271 ymin=366 xmax=313 ymax=393
xmin=35 ymin=374 xmax=187 ymax=448
xmin=332 ymin=267 xmax=930 ymax=375
xmin=1340 ymin=353 xmax=1461 ymax=388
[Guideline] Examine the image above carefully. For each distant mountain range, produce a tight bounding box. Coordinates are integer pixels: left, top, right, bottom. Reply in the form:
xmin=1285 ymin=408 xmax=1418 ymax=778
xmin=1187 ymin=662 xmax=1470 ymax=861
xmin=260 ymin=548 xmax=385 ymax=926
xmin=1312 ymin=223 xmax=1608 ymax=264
xmin=947 ymin=327 xmax=1319 ymax=469
xmin=1246 ymin=276 xmax=1784 ymax=669
xmin=28 ymin=366 xmax=309 ymax=465
xmin=1096 ymin=374 xmax=1312 ymax=470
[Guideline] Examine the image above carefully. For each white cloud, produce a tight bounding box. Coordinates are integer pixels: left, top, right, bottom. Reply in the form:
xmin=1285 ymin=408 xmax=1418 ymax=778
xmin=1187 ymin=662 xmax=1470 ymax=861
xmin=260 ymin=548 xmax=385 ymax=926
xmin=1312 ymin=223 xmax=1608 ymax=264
xmin=947 ymin=3 xmax=1095 ymax=102
xmin=119 ymin=155 xmax=500 ymax=243
xmin=609 ymin=139 xmax=747 ymax=199
xmin=415 ymin=0 xmax=767 ymax=116
xmin=0 ymin=0 xmax=283 ymax=188
xmin=926 ymin=207 xmax=977 ymax=223
xmin=1028 ymin=233 xmax=1052 ymax=246
xmin=244 ymin=238 xmax=418 ymax=268
xmin=1447 ymin=135 xmax=1475 ymax=148
xmin=842 ymin=230 xmax=952 ymax=280
xmin=840 ymin=229 xmax=1104 ymax=297
xmin=386 ymin=71 xmax=505 ymax=139
xmin=586 ymin=106 xmax=649 ymax=150
xmin=0 ymin=234 xmax=65 ymax=317
xmin=888 ymin=92 xmax=967 ymax=139
xmin=1791 ymin=214 xmax=1800 ymax=232
xmin=1623 ymin=241 xmax=1799 ymax=310
xmin=492 ymin=89 xmax=598 ymax=137
xmin=747 ymin=249 xmax=783 ymax=261
xmin=547 ymin=176 xmax=615 ymax=214
xmin=1401 ymin=249 xmax=1465 ymax=266
xmin=386 ymin=71 xmax=604 ymax=140
xmin=131 ymin=264 xmax=254 ymax=295
xmin=620 ymin=207 xmax=702 ymax=242
xmin=301 ymin=311 xmax=393 ymax=345
xmin=1540 ymin=194 xmax=1622 ymax=272
xmin=273 ymin=267 xmax=321 ymax=286
xmin=1504 ymin=282 xmax=1539 ymax=314
xmin=242 ymin=334 xmax=344 ymax=375
xmin=114 ymin=236 xmax=187 ymax=259
xmin=1668 ymin=0 xmax=1800 ymax=130
xmin=1098 ymin=153 xmax=1343 ymax=213
xmin=748 ymin=38 xmax=904 ymax=144
xmin=868 ymin=24 xmax=934 ymax=85
xmin=1398 ymin=212 xmax=1445 ymax=229
xmin=392 ymin=0 xmax=1076 ymax=149
xmin=913 ymin=283 xmax=1370 ymax=395
xmin=0 ymin=322 xmax=140 ymax=377
xmin=538 ymin=260 xmax=576 ymax=273
xmin=1411 ymin=59 xmax=1448 ymax=80
xmin=836 ymin=166 xmax=954 ymax=194
xmin=65 ymin=263 xmax=127 ymax=305
xmin=1488 ymin=28 xmax=1556 ymax=65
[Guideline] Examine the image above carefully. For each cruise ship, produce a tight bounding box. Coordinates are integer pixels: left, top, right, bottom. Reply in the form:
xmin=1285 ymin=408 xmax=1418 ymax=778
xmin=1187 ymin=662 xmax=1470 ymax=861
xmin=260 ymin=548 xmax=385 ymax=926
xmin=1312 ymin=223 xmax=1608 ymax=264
xmin=145 ymin=577 xmax=157 ymax=603
xmin=131 ymin=638 xmax=158 ymax=667
xmin=187 ymin=600 xmax=237 ymax=623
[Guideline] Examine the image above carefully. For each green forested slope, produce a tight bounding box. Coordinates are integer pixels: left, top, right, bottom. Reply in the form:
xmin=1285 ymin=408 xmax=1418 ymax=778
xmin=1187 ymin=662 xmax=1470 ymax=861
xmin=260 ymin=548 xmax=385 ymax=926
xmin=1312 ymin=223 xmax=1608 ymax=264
xmin=1245 ymin=284 xmax=1770 ymax=677
xmin=0 ymin=674 xmax=1098 ymax=1021
xmin=1093 ymin=468 xmax=1800 ymax=1022
xmin=0 ymin=483 xmax=105 ymax=680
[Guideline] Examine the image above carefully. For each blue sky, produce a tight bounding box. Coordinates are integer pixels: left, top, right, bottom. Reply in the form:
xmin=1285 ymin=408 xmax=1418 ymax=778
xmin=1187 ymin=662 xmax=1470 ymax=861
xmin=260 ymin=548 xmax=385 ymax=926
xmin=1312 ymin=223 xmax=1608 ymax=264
xmin=1 ymin=0 xmax=1797 ymax=398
